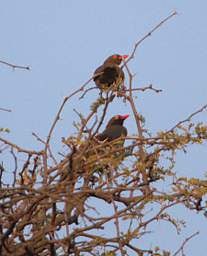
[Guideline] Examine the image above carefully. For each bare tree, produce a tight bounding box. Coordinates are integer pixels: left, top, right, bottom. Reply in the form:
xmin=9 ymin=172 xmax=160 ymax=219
xmin=0 ymin=12 xmax=206 ymax=256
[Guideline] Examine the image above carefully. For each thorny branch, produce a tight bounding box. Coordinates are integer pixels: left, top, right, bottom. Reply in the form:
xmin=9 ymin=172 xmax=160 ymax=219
xmin=0 ymin=136 xmax=42 ymax=155
xmin=0 ymin=11 xmax=206 ymax=256
xmin=173 ymin=231 xmax=199 ymax=256
xmin=167 ymin=103 xmax=207 ymax=132
xmin=44 ymin=73 xmax=104 ymax=176
xmin=43 ymin=76 xmax=94 ymax=180
xmin=0 ymin=107 xmax=12 ymax=112
xmin=124 ymin=62 xmax=150 ymax=195
xmin=124 ymin=84 xmax=162 ymax=93
xmin=124 ymin=11 xmax=177 ymax=66
xmin=0 ymin=59 xmax=30 ymax=70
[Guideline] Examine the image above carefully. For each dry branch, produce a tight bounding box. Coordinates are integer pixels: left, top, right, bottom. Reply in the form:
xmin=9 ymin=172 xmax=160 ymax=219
xmin=0 ymin=59 xmax=30 ymax=70
xmin=0 ymin=11 xmax=206 ymax=256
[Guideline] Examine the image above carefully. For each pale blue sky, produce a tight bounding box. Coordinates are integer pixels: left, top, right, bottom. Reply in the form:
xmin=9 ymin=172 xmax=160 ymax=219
xmin=1 ymin=1 xmax=207 ymax=255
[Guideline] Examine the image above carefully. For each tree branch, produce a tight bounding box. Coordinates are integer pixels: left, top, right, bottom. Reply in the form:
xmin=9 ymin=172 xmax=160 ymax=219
xmin=173 ymin=231 xmax=199 ymax=256
xmin=123 ymin=11 xmax=177 ymax=66
xmin=0 ymin=107 xmax=12 ymax=112
xmin=0 ymin=59 xmax=30 ymax=70
xmin=167 ymin=103 xmax=207 ymax=132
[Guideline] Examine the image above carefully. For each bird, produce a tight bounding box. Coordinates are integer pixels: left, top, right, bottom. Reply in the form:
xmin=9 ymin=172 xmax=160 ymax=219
xmin=96 ymin=114 xmax=129 ymax=144
xmin=91 ymin=114 xmax=129 ymax=184
xmin=93 ymin=54 xmax=128 ymax=94
xmin=60 ymin=115 xmax=129 ymax=184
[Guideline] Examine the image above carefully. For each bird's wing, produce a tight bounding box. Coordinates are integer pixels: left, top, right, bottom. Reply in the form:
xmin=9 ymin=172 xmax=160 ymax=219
xmin=96 ymin=126 xmax=127 ymax=142
xmin=93 ymin=65 xmax=105 ymax=81
xmin=122 ymin=126 xmax=127 ymax=137
xmin=94 ymin=62 xmax=124 ymax=82
xmin=96 ymin=130 xmax=109 ymax=141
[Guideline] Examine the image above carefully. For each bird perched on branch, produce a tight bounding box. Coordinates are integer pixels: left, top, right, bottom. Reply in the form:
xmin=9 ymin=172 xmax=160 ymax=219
xmin=60 ymin=115 xmax=129 ymax=184
xmin=96 ymin=114 xmax=129 ymax=144
xmin=93 ymin=54 xmax=128 ymax=95
xmin=89 ymin=114 xmax=129 ymax=184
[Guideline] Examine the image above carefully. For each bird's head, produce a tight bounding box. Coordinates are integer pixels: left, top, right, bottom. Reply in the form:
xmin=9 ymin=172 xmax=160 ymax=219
xmin=104 ymin=54 xmax=129 ymax=65
xmin=107 ymin=114 xmax=129 ymax=127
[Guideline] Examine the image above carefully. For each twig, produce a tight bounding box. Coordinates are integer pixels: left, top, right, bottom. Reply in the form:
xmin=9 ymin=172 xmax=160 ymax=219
xmin=120 ymin=12 xmax=177 ymax=196
xmin=32 ymin=132 xmax=57 ymax=165
xmin=167 ymin=103 xmax=207 ymax=132
xmin=0 ymin=107 xmax=12 ymax=112
xmin=77 ymin=110 xmax=97 ymax=141
xmin=92 ymin=92 xmax=113 ymax=137
xmin=79 ymin=71 xmax=105 ymax=99
xmin=124 ymin=62 xmax=150 ymax=195
xmin=112 ymin=199 xmax=125 ymax=256
xmin=10 ymin=148 xmax=18 ymax=186
xmin=79 ymin=87 xmax=98 ymax=99
xmin=0 ymin=59 xmax=30 ymax=70
xmin=44 ymin=75 xmax=96 ymax=178
xmin=0 ymin=144 xmax=9 ymax=153
xmin=122 ymin=11 xmax=177 ymax=144
xmin=32 ymin=132 xmax=46 ymax=145
xmin=123 ymin=11 xmax=177 ymax=67
xmin=45 ymin=75 xmax=97 ymax=149
xmin=126 ymin=243 xmax=153 ymax=256
xmin=173 ymin=231 xmax=199 ymax=256
xmin=0 ymin=136 xmax=42 ymax=155
xmin=0 ymin=162 xmax=4 ymax=188
xmin=124 ymin=84 xmax=162 ymax=93
xmin=19 ymin=154 xmax=31 ymax=185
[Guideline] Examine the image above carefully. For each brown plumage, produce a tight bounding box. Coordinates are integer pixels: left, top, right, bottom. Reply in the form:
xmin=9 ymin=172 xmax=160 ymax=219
xmin=60 ymin=115 xmax=129 ymax=184
xmin=93 ymin=114 xmax=129 ymax=183
xmin=96 ymin=114 xmax=129 ymax=143
xmin=93 ymin=54 xmax=128 ymax=93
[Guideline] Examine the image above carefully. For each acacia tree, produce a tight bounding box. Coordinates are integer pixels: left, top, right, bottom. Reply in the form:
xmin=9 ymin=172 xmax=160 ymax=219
xmin=0 ymin=12 xmax=207 ymax=256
